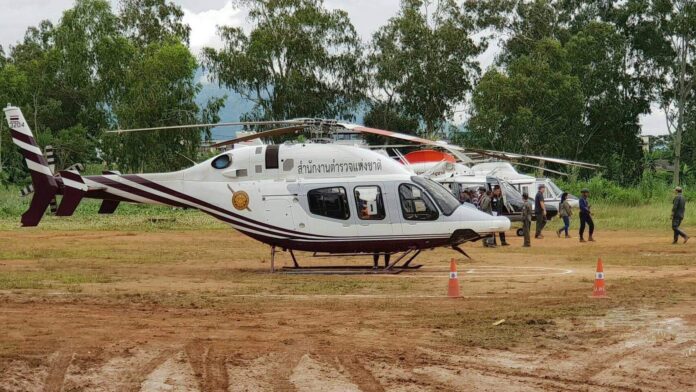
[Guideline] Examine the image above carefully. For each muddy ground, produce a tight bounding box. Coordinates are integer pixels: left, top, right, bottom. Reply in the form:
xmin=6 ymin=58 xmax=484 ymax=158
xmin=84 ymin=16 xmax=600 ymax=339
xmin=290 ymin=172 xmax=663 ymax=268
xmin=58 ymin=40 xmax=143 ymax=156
xmin=1 ymin=226 xmax=695 ymax=391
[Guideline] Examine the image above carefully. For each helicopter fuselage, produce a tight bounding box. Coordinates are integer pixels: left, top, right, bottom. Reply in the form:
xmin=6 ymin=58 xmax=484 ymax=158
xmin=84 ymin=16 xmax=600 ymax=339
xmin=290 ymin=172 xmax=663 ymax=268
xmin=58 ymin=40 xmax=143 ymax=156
xmin=77 ymin=144 xmax=510 ymax=253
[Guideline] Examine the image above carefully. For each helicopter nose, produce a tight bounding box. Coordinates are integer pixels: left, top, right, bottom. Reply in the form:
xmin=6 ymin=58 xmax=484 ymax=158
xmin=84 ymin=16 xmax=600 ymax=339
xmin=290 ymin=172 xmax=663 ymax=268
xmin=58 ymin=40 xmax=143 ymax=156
xmin=481 ymin=216 xmax=511 ymax=233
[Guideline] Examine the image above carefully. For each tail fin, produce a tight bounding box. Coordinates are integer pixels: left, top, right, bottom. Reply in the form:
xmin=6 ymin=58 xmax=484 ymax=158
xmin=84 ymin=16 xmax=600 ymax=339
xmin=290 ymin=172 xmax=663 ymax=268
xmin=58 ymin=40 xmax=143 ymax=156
xmin=4 ymin=105 xmax=58 ymax=226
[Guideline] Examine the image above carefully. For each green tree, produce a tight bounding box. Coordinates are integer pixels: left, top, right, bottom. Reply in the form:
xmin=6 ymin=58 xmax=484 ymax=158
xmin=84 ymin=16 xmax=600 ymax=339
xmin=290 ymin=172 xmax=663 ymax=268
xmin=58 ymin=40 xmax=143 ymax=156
xmin=0 ymin=62 xmax=29 ymax=182
xmin=103 ymin=0 xmax=223 ymax=172
xmin=105 ymin=42 xmax=212 ymax=172
xmin=469 ymin=0 xmax=651 ymax=184
xmin=622 ymin=0 xmax=696 ymax=186
xmin=564 ymin=21 xmax=647 ymax=183
xmin=362 ymin=102 xmax=420 ymax=145
xmin=369 ymin=0 xmax=484 ymax=139
xmin=119 ymin=0 xmax=191 ymax=46
xmin=202 ymin=0 xmax=364 ymax=121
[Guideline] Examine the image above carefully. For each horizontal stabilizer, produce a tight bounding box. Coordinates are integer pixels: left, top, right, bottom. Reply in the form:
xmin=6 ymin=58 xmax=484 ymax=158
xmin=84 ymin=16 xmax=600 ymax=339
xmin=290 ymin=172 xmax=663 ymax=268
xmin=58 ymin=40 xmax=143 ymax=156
xmin=98 ymin=200 xmax=120 ymax=214
xmin=56 ymin=170 xmax=87 ymax=216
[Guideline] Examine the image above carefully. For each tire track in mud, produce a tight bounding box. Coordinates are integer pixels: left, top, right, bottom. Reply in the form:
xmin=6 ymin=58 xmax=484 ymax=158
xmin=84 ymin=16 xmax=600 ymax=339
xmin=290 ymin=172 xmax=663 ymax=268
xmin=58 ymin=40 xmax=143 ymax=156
xmin=125 ymin=348 xmax=177 ymax=392
xmin=185 ymin=341 xmax=229 ymax=392
xmin=44 ymin=350 xmax=73 ymax=392
xmin=332 ymin=354 xmax=385 ymax=392
xmin=268 ymin=351 xmax=301 ymax=392
xmin=418 ymin=347 xmax=643 ymax=392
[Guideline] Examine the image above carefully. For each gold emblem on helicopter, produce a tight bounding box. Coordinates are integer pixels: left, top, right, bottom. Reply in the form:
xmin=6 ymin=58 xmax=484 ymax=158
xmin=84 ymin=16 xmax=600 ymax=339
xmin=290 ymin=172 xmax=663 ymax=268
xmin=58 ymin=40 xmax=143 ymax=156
xmin=232 ymin=190 xmax=250 ymax=210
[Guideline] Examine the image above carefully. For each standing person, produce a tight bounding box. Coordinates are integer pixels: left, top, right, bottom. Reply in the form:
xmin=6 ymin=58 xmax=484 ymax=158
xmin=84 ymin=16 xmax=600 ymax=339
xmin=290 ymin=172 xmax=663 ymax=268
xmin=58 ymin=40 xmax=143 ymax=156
xmin=672 ymin=186 xmax=689 ymax=244
xmin=479 ymin=188 xmax=495 ymax=247
xmin=459 ymin=189 xmax=471 ymax=204
xmin=579 ymin=188 xmax=595 ymax=242
xmin=521 ymin=193 xmax=532 ymax=247
xmin=534 ymin=184 xmax=547 ymax=239
xmin=556 ymin=192 xmax=572 ymax=238
xmin=492 ymin=186 xmax=510 ymax=246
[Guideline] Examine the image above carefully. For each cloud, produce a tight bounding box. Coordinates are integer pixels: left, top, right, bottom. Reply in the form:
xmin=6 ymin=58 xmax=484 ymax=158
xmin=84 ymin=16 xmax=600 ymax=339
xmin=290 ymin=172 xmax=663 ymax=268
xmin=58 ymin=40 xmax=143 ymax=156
xmin=182 ymin=1 xmax=247 ymax=55
xmin=640 ymin=104 xmax=669 ymax=136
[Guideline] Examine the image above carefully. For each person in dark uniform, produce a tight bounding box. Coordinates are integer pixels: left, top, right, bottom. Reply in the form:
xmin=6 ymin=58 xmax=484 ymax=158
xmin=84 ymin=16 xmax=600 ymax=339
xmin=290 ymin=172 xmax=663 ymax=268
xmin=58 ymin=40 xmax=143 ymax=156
xmin=672 ymin=186 xmax=689 ymax=244
xmin=521 ymin=193 xmax=532 ymax=247
xmin=579 ymin=188 xmax=595 ymax=242
xmin=491 ymin=186 xmax=510 ymax=246
xmin=534 ymin=184 xmax=547 ymax=239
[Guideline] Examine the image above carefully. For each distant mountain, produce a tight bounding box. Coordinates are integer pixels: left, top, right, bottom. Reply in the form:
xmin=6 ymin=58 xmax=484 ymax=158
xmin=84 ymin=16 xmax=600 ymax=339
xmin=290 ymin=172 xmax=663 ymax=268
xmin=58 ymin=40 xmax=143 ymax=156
xmin=193 ymin=69 xmax=376 ymax=141
xmin=194 ymin=69 xmax=255 ymax=140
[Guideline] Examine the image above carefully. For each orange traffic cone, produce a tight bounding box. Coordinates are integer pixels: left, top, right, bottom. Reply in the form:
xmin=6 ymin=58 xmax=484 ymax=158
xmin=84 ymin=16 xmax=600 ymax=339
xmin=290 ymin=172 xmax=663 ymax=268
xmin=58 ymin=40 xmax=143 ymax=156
xmin=591 ymin=258 xmax=607 ymax=298
xmin=448 ymin=258 xmax=460 ymax=298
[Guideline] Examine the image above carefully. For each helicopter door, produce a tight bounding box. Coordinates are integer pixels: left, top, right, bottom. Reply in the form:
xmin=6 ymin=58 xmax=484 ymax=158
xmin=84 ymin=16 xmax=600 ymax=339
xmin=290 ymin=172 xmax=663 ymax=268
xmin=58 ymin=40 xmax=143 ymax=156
xmin=396 ymin=183 xmax=441 ymax=236
xmin=353 ymin=184 xmax=393 ymax=237
xmin=262 ymin=195 xmax=295 ymax=229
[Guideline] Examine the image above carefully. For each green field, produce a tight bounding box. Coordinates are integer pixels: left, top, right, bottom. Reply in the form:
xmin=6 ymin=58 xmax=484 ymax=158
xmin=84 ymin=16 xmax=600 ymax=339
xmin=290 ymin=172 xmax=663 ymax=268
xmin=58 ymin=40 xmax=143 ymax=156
xmin=1 ymin=184 xmax=691 ymax=232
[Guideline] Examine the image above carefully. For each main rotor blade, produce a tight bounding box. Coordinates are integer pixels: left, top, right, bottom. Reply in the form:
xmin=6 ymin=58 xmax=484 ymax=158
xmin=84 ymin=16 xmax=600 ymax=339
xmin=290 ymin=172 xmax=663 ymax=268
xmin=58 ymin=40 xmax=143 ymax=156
xmin=210 ymin=125 xmax=306 ymax=148
xmin=341 ymin=125 xmax=472 ymax=163
xmin=511 ymin=162 xmax=569 ymax=177
xmin=107 ymin=120 xmax=303 ymax=134
xmin=466 ymin=148 xmax=601 ymax=169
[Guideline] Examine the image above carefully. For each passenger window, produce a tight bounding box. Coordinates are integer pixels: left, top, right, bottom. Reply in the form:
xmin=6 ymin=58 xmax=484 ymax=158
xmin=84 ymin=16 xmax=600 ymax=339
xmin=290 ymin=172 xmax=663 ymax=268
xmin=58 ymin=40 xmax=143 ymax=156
xmin=354 ymin=186 xmax=386 ymax=220
xmin=399 ymin=184 xmax=438 ymax=221
xmin=308 ymin=187 xmax=350 ymax=220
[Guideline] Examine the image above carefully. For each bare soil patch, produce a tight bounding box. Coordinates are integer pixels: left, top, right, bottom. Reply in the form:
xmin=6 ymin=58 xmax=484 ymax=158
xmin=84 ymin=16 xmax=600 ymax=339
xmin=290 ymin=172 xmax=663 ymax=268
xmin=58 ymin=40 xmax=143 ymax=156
xmin=1 ymin=228 xmax=695 ymax=391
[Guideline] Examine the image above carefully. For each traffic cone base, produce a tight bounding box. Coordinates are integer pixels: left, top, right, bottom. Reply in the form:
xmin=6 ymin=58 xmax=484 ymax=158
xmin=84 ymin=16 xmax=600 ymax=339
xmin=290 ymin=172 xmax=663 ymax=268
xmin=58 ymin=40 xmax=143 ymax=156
xmin=448 ymin=258 xmax=460 ymax=298
xmin=590 ymin=257 xmax=608 ymax=298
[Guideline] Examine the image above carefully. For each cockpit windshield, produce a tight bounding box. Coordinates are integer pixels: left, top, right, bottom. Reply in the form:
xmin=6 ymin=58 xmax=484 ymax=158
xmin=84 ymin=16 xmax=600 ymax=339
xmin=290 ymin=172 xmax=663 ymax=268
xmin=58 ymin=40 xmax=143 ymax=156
xmin=499 ymin=179 xmax=519 ymax=198
xmin=412 ymin=176 xmax=460 ymax=216
xmin=548 ymin=180 xmax=563 ymax=196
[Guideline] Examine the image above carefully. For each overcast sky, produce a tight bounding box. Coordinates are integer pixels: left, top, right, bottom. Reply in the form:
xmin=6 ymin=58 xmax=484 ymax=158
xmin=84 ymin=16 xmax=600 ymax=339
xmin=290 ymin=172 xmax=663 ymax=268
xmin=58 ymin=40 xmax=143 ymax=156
xmin=0 ymin=0 xmax=667 ymax=135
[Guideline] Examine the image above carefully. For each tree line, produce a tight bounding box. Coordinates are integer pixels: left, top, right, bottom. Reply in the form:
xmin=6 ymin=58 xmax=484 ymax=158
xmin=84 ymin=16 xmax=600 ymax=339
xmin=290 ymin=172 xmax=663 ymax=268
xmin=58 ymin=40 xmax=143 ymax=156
xmin=0 ymin=0 xmax=694 ymax=187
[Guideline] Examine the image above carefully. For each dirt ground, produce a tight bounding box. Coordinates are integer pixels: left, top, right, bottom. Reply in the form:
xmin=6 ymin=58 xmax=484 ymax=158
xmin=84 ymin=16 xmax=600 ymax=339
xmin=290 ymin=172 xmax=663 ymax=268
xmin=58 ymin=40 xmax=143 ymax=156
xmin=1 ymin=225 xmax=696 ymax=391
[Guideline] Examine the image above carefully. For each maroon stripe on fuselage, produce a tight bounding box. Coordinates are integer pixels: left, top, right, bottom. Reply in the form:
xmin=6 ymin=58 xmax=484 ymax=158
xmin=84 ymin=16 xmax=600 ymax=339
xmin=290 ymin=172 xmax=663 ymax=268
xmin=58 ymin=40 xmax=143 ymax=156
xmin=87 ymin=175 xmax=297 ymax=239
xmin=242 ymin=231 xmax=453 ymax=253
xmin=122 ymin=175 xmax=330 ymax=239
xmin=89 ymin=176 xmax=189 ymax=208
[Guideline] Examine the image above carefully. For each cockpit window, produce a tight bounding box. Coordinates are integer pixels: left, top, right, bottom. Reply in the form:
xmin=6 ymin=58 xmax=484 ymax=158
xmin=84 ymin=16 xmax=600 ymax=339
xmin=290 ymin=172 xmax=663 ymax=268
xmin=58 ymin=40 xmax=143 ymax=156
xmin=412 ymin=176 xmax=460 ymax=216
xmin=548 ymin=181 xmax=563 ymax=197
xmin=399 ymin=183 xmax=438 ymax=221
xmin=211 ymin=154 xmax=231 ymax=169
xmin=308 ymin=187 xmax=350 ymax=220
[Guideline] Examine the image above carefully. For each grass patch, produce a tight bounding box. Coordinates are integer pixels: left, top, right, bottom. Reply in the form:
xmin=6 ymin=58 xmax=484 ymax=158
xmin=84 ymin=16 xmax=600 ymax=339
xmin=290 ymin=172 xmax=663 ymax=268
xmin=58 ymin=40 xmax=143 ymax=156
xmin=0 ymin=270 xmax=113 ymax=290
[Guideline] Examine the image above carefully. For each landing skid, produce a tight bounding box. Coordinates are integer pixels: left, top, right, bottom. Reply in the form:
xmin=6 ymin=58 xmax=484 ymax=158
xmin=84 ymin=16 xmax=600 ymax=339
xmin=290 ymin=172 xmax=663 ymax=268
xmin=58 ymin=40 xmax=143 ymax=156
xmin=268 ymin=247 xmax=424 ymax=275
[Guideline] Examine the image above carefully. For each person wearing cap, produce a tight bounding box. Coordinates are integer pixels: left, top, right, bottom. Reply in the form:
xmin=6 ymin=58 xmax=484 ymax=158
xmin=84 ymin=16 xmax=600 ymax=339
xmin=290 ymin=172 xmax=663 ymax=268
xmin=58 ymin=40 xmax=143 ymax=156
xmin=521 ymin=192 xmax=532 ymax=247
xmin=534 ymin=184 xmax=547 ymax=239
xmin=579 ymin=188 xmax=595 ymax=242
xmin=671 ymin=186 xmax=689 ymax=244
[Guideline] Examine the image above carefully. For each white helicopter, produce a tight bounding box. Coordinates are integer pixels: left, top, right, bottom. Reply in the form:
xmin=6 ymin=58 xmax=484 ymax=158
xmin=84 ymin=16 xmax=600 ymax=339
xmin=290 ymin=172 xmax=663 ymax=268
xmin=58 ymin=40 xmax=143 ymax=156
xmin=5 ymin=106 xmax=511 ymax=273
